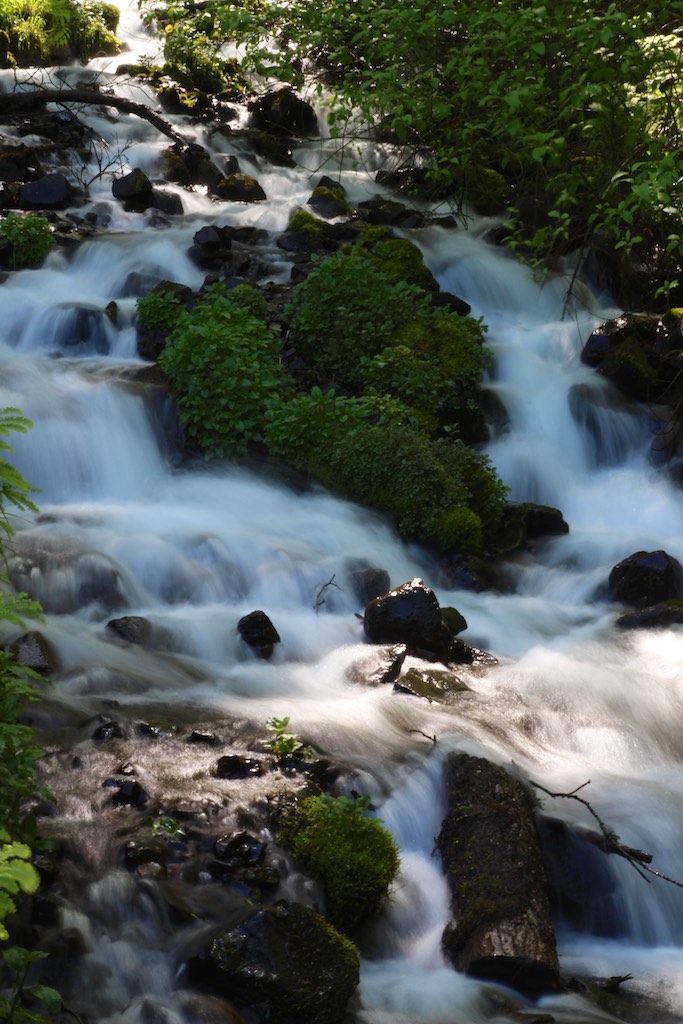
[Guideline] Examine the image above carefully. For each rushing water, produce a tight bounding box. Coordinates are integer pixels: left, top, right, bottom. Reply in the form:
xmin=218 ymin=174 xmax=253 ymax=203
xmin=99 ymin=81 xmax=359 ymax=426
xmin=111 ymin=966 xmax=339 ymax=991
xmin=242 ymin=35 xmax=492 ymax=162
xmin=3 ymin=8 xmax=683 ymax=1024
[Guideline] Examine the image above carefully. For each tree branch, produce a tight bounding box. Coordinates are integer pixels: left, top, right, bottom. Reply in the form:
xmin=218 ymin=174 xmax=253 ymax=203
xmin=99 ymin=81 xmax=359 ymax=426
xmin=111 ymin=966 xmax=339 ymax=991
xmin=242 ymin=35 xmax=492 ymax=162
xmin=0 ymin=89 xmax=188 ymax=144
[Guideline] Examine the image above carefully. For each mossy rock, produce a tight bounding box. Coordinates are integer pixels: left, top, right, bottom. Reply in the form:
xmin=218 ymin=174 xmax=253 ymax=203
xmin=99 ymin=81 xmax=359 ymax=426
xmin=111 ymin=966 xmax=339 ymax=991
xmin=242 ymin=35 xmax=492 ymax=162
xmin=252 ymin=132 xmax=295 ymax=168
xmin=424 ymin=506 xmax=483 ymax=555
xmin=191 ymin=901 xmax=359 ymax=1024
xmin=213 ymin=173 xmax=266 ymax=203
xmin=394 ymin=665 xmax=470 ymax=701
xmin=280 ymin=795 xmax=400 ymax=936
xmin=366 ymin=237 xmax=440 ymax=294
xmin=599 ymin=335 xmax=657 ymax=401
xmin=307 ymin=185 xmax=351 ymax=219
xmin=465 ymin=165 xmax=512 ymax=216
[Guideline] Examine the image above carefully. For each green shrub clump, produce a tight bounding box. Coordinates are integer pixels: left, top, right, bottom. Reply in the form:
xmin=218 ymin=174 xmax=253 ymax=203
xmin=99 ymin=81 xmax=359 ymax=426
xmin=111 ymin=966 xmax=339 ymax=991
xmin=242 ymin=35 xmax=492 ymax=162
xmin=136 ymin=288 xmax=187 ymax=334
xmin=286 ymin=244 xmax=430 ymax=390
xmin=0 ymin=213 xmax=53 ymax=269
xmin=280 ymin=794 xmax=400 ymax=935
xmin=159 ymin=290 xmax=282 ymax=457
xmin=0 ymin=0 xmax=118 ymax=65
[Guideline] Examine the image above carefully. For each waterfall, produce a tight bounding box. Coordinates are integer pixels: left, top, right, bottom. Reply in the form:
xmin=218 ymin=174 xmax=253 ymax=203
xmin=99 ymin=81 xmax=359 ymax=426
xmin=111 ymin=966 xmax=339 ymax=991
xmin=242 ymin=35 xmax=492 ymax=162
xmin=3 ymin=8 xmax=683 ymax=1024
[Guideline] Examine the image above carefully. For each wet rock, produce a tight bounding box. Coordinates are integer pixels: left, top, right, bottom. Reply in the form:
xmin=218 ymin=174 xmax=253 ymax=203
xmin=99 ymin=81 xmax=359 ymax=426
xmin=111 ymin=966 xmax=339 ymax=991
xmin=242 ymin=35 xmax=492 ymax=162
xmin=93 ymin=719 xmax=124 ymax=741
xmin=213 ymin=173 xmax=266 ymax=203
xmin=348 ymin=564 xmax=391 ymax=606
xmin=187 ymin=224 xmax=234 ymax=268
xmin=148 ymin=189 xmax=183 ymax=216
xmin=608 ymin=550 xmax=683 ymax=607
xmin=437 ymin=753 xmax=560 ymax=995
xmin=237 ymin=610 xmax=280 ymax=659
xmin=357 ymin=195 xmax=424 ymax=228
xmin=251 ymin=132 xmax=296 ymax=168
xmin=163 ymin=144 xmax=225 ymax=188
xmin=20 ymin=172 xmax=71 ymax=209
xmin=0 ymin=142 xmax=44 ymax=183
xmin=7 ymin=630 xmax=59 ymax=674
xmin=176 ymin=993 xmax=246 ymax=1024
xmin=345 ymin=644 xmax=407 ymax=686
xmin=307 ymin=182 xmax=350 ymax=219
xmin=248 ymin=88 xmax=319 ymax=136
xmin=363 ymin=578 xmax=470 ymax=663
xmin=106 ymin=615 xmax=153 ymax=645
xmin=393 ymin=665 xmax=470 ymax=701
xmin=215 ymin=755 xmax=264 ymax=779
xmin=188 ymin=901 xmax=359 ymax=1024
xmin=616 ymin=601 xmax=683 ymax=629
xmin=187 ymin=730 xmax=221 ymax=746
xmin=112 ymin=167 xmax=153 ymax=201
xmin=493 ymin=502 xmax=569 ymax=555
xmin=106 ymin=778 xmax=149 ymax=808
xmin=441 ymin=606 xmax=468 ymax=636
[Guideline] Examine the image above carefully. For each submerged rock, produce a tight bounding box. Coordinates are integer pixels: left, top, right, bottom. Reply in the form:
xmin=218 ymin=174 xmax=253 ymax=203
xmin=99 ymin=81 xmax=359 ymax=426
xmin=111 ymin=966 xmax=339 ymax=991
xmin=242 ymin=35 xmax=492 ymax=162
xmin=437 ymin=753 xmax=560 ymax=995
xmin=188 ymin=901 xmax=359 ymax=1024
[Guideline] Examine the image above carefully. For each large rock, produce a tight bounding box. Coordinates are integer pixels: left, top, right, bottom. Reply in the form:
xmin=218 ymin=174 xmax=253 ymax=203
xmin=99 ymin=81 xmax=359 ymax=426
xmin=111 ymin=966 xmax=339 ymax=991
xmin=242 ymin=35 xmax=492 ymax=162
xmin=437 ymin=753 xmax=560 ymax=995
xmin=112 ymin=168 xmax=153 ymax=201
xmin=248 ymin=88 xmax=318 ymax=136
xmin=608 ymin=549 xmax=683 ymax=607
xmin=363 ymin=578 xmax=469 ymax=662
xmin=213 ymin=173 xmax=266 ymax=203
xmin=237 ymin=610 xmax=280 ymax=659
xmin=188 ymin=901 xmax=359 ymax=1024
xmin=20 ymin=172 xmax=71 ymax=208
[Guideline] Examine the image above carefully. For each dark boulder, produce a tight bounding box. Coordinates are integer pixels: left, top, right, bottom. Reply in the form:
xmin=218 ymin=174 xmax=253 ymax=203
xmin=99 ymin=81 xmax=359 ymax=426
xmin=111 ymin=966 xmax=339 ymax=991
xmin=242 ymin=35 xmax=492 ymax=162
xmin=608 ymin=550 xmax=683 ymax=607
xmin=251 ymin=132 xmax=296 ymax=168
xmin=112 ymin=168 xmax=153 ymax=201
xmin=188 ymin=901 xmax=359 ymax=1024
xmin=345 ymin=644 xmax=407 ymax=686
xmin=248 ymin=88 xmax=318 ymax=137
xmin=237 ymin=610 xmax=280 ymax=659
xmin=163 ymin=144 xmax=226 ymax=188
xmin=363 ymin=578 xmax=470 ymax=663
xmin=616 ymin=601 xmax=683 ymax=629
xmin=348 ymin=564 xmax=391 ymax=606
xmin=19 ymin=172 xmax=71 ymax=209
xmin=187 ymin=224 xmax=234 ymax=268
xmin=430 ymin=290 xmax=472 ymax=317
xmin=437 ymin=753 xmax=560 ymax=995
xmin=393 ymin=665 xmax=470 ymax=701
xmin=307 ymin=183 xmax=350 ymax=219
xmin=581 ymin=313 xmax=665 ymax=402
xmin=357 ymin=195 xmax=424 ymax=228
xmin=213 ymin=173 xmax=266 ymax=203
xmin=214 ymin=755 xmax=263 ymax=779
xmin=493 ymin=502 xmax=569 ymax=555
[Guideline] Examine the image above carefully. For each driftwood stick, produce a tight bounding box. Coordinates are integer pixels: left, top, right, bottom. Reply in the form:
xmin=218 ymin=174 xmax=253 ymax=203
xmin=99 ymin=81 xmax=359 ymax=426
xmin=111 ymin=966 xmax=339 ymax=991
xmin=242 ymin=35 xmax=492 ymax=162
xmin=0 ymin=89 xmax=188 ymax=144
xmin=532 ymin=779 xmax=683 ymax=890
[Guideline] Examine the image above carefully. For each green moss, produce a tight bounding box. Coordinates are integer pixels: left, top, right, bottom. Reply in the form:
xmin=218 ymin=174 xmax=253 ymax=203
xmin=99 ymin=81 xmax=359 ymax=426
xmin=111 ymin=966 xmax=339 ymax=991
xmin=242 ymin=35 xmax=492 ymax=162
xmin=287 ymin=208 xmax=331 ymax=244
xmin=367 ymin=237 xmax=439 ymax=294
xmin=463 ymin=166 xmax=511 ymax=216
xmin=601 ymin=336 xmax=656 ymax=400
xmin=279 ymin=794 xmax=400 ymax=935
xmin=424 ymin=505 xmax=483 ymax=555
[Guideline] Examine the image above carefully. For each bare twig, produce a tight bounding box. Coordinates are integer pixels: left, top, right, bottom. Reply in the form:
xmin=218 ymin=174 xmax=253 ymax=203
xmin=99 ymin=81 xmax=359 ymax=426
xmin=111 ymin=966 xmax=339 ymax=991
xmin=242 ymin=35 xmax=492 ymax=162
xmin=314 ymin=573 xmax=341 ymax=612
xmin=533 ymin=779 xmax=683 ymax=890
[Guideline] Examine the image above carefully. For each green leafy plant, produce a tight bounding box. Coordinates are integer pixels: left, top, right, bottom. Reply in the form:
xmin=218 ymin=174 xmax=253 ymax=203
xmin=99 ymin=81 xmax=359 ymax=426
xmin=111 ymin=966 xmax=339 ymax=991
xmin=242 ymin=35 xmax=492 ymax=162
xmin=159 ymin=292 xmax=282 ymax=457
xmin=0 ymin=944 xmax=61 ymax=1023
xmin=135 ymin=289 xmax=187 ymax=334
xmin=265 ymin=716 xmax=304 ymax=759
xmin=279 ymin=793 xmax=400 ymax=935
xmin=285 ymin=244 xmax=430 ymax=390
xmin=0 ymin=0 xmax=118 ymax=64
xmin=0 ymin=215 xmax=52 ymax=270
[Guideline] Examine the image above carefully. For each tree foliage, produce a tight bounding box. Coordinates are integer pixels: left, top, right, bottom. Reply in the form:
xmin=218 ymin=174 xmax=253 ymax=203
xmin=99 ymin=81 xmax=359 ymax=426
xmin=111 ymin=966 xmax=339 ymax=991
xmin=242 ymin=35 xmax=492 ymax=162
xmin=190 ymin=0 xmax=683 ymax=297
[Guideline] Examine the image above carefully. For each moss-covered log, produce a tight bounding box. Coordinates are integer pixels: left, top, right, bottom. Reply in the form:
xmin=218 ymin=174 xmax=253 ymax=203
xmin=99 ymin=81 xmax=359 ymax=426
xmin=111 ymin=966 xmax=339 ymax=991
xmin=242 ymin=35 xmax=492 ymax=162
xmin=437 ymin=753 xmax=560 ymax=995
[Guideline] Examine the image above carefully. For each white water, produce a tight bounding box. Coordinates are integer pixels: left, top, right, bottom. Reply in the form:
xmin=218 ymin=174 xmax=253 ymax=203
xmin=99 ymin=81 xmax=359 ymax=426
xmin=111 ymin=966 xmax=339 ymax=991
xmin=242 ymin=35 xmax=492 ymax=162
xmin=3 ymin=11 xmax=683 ymax=1024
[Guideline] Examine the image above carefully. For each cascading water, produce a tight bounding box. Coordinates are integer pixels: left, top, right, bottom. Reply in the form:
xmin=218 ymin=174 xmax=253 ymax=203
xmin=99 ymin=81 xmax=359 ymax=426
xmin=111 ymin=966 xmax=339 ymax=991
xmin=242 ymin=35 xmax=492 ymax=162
xmin=4 ymin=6 xmax=683 ymax=1023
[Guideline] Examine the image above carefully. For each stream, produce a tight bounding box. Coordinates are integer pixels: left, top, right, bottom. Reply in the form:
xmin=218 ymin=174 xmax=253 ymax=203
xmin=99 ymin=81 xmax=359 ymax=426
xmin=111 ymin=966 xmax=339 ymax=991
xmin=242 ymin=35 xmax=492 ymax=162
xmin=3 ymin=5 xmax=683 ymax=1023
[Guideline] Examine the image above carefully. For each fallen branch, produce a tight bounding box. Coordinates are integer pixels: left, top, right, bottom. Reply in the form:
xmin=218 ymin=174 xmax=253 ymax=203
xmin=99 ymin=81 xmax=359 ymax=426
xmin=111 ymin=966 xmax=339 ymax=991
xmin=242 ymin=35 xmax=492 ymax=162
xmin=533 ymin=779 xmax=683 ymax=889
xmin=0 ymin=89 xmax=188 ymax=144
xmin=314 ymin=574 xmax=341 ymax=612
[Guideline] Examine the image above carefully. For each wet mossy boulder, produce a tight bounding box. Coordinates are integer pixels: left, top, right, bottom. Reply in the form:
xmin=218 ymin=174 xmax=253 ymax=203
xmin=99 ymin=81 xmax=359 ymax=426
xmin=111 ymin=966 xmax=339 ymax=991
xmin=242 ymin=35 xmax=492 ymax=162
xmin=581 ymin=313 xmax=667 ymax=402
xmin=189 ymin=901 xmax=359 ymax=1024
xmin=492 ymin=501 xmax=569 ymax=555
xmin=278 ymin=208 xmax=339 ymax=254
xmin=364 ymin=577 xmax=470 ymax=663
xmin=437 ymin=753 xmax=560 ymax=995
xmin=279 ymin=794 xmax=399 ymax=935
xmin=213 ymin=173 xmax=266 ymax=203
xmin=465 ymin=165 xmax=512 ymax=216
xmin=307 ymin=183 xmax=351 ymax=219
xmin=162 ymin=144 xmax=225 ymax=188
xmin=367 ymin=236 xmax=440 ymax=295
xmin=252 ymin=131 xmax=296 ymax=168
xmin=608 ymin=550 xmax=683 ymax=607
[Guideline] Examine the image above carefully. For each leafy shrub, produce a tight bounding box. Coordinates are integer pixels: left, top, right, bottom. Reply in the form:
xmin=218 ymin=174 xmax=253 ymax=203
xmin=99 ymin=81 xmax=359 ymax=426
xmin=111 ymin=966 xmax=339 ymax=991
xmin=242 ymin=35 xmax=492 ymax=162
xmin=0 ymin=214 xmax=52 ymax=270
xmin=286 ymin=245 xmax=429 ymax=389
xmin=280 ymin=794 xmax=399 ymax=935
xmin=163 ymin=23 xmax=229 ymax=92
xmin=366 ymin=237 xmax=439 ymax=294
xmin=217 ymin=282 xmax=269 ymax=322
xmin=0 ymin=0 xmax=118 ymax=64
xmin=423 ymin=505 xmax=483 ymax=555
xmin=160 ymin=294 xmax=282 ymax=457
xmin=135 ymin=289 xmax=187 ymax=334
